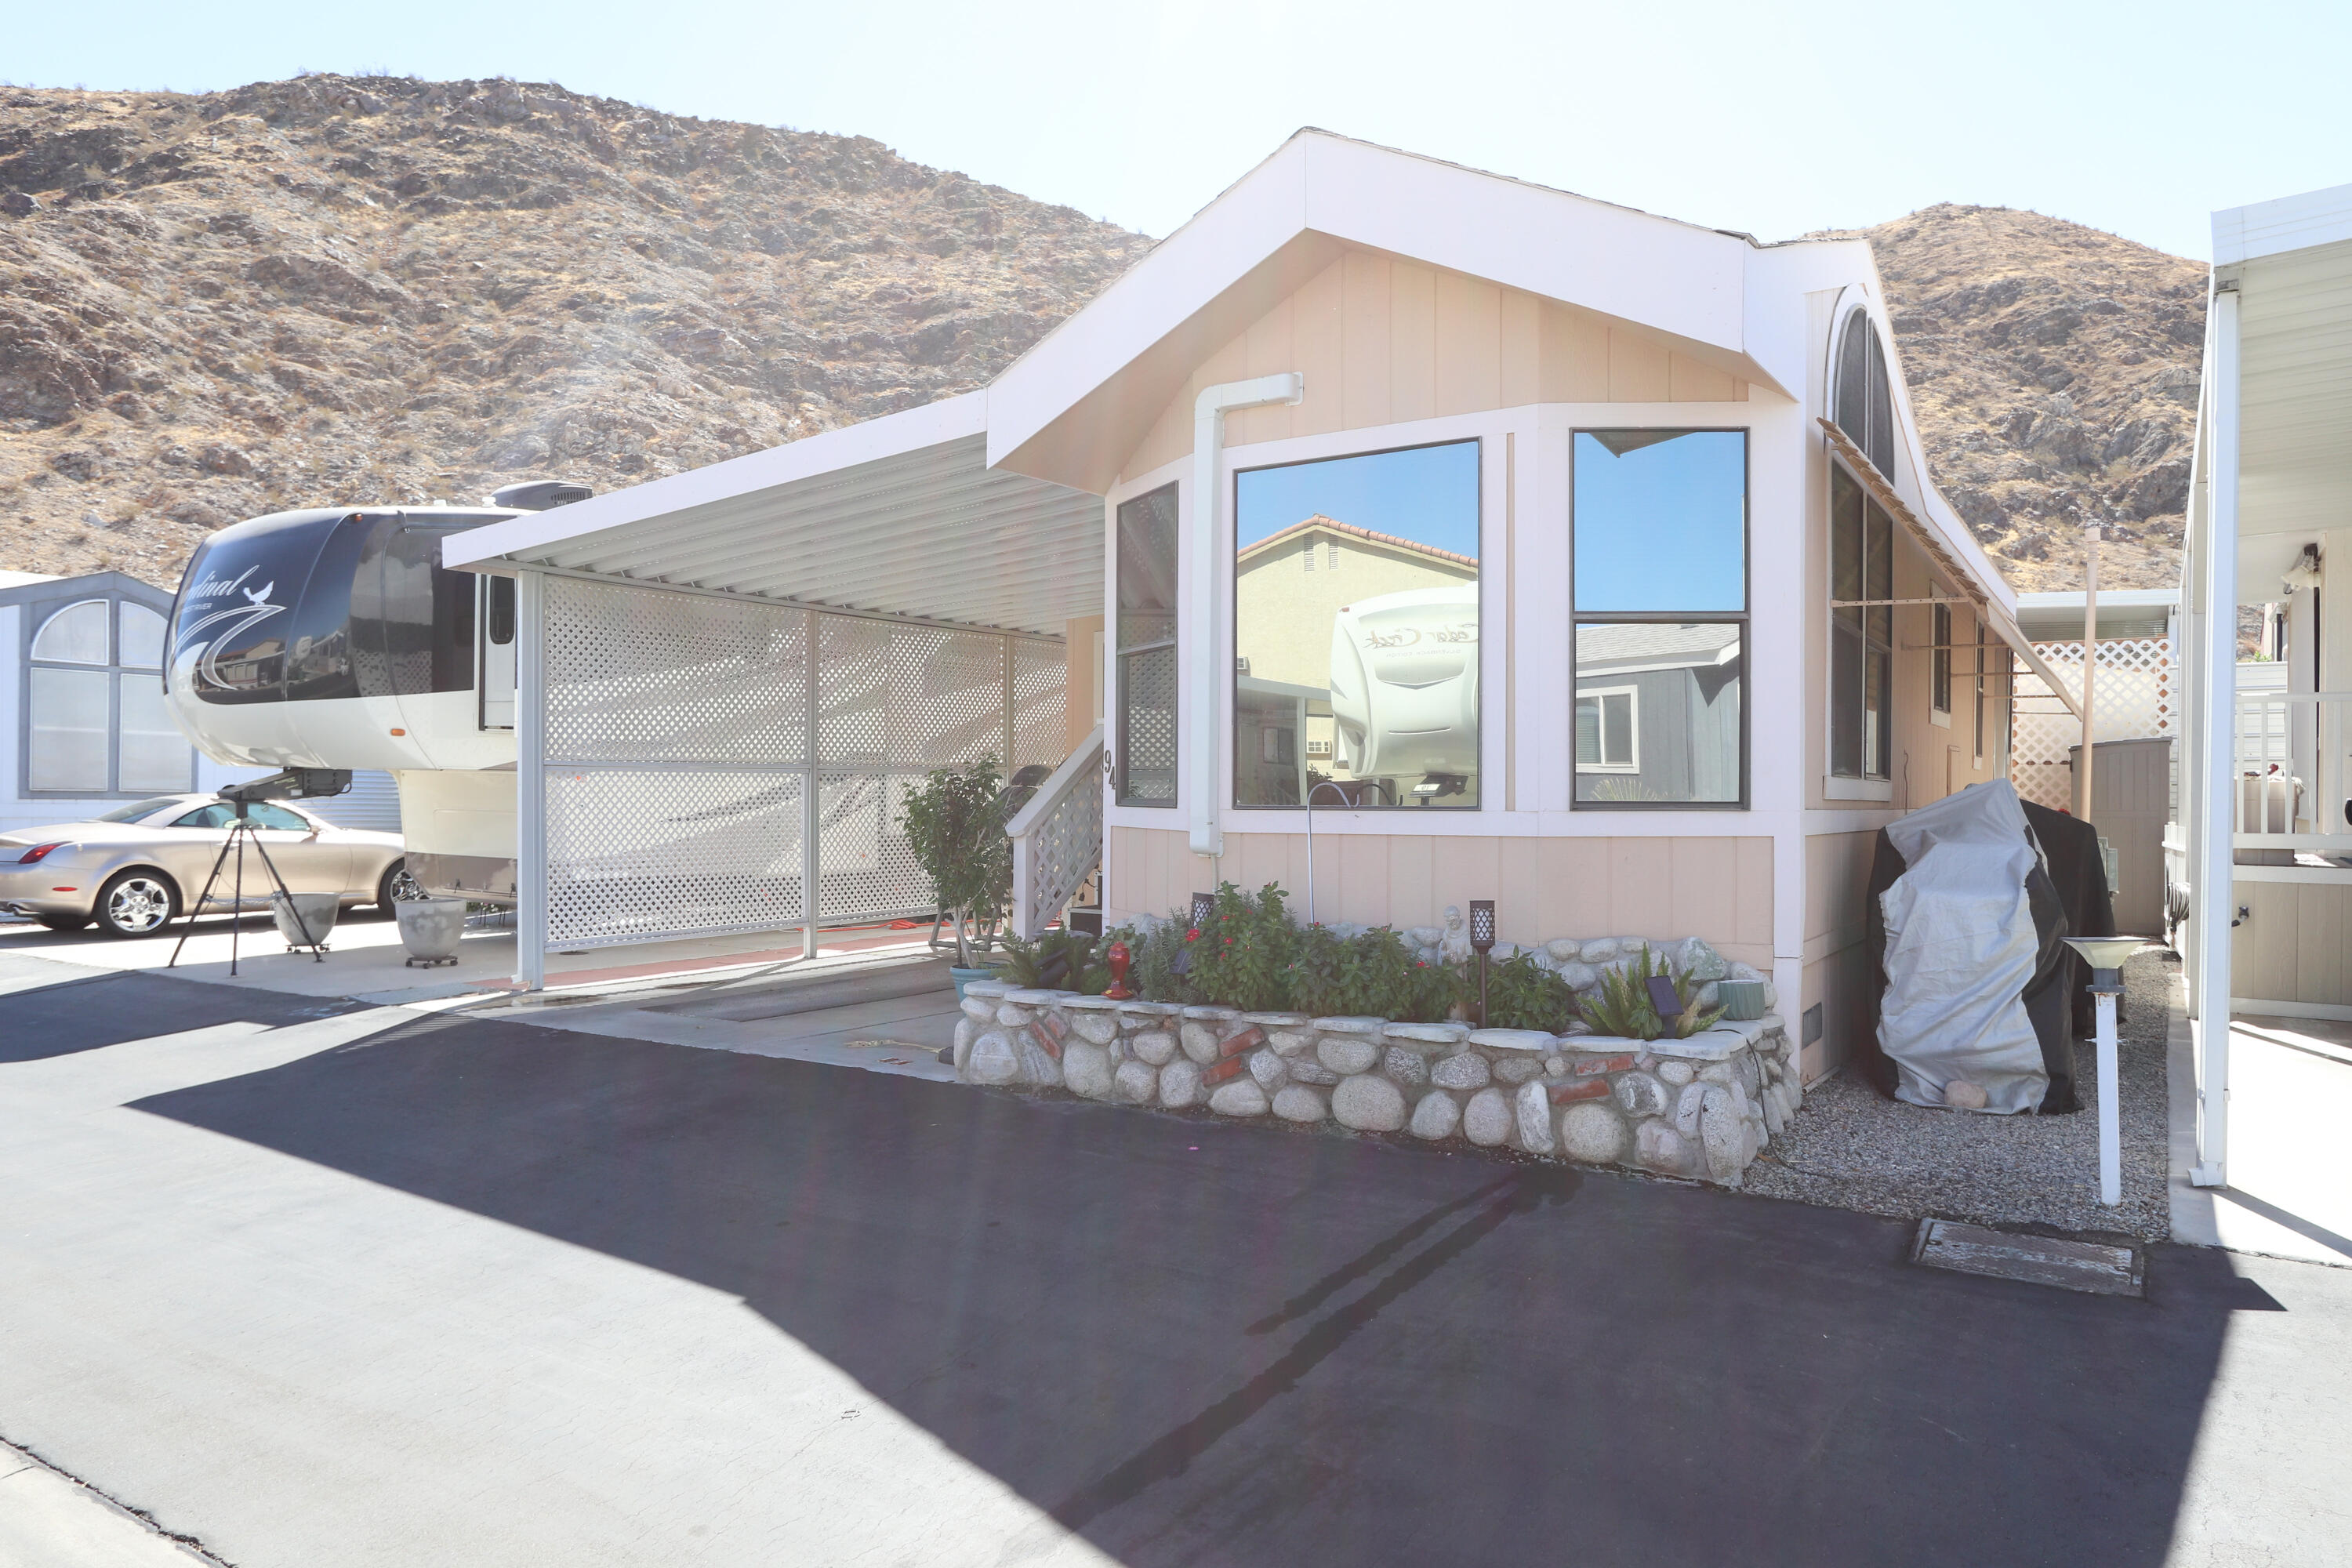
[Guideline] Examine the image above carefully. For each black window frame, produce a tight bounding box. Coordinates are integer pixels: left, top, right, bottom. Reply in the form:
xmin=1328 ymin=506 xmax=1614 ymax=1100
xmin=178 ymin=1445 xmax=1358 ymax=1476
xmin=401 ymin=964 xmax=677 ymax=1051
xmin=1931 ymin=600 xmax=1953 ymax=717
xmin=1569 ymin=427 xmax=1751 ymax=811
xmin=1834 ymin=309 xmax=1897 ymax=479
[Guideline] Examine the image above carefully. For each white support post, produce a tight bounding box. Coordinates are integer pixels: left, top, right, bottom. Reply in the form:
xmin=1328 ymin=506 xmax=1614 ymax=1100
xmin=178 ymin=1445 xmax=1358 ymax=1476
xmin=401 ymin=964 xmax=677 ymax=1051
xmin=2191 ymin=286 xmax=2241 ymax=1189
xmin=514 ymin=568 xmax=548 ymax=993
xmin=2094 ymin=987 xmax=2122 ymax=1206
xmin=1187 ymin=373 xmax=1303 ymax=859
xmin=802 ymin=608 xmax=821 ymax=962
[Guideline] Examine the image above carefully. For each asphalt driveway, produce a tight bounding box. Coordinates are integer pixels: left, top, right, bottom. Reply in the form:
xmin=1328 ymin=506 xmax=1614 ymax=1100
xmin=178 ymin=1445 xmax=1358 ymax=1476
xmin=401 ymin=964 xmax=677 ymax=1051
xmin=2 ymin=952 xmax=2346 ymax=1566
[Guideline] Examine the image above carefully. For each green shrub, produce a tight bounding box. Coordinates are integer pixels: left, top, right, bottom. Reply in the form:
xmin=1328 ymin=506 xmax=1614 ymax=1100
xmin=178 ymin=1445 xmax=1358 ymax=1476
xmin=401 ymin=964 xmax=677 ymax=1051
xmin=1324 ymin=926 xmax=1461 ymax=1023
xmin=896 ymin=756 xmax=1011 ymax=967
xmin=1575 ymin=945 xmax=1726 ymax=1040
xmin=1480 ymin=949 xmax=1578 ymax=1033
xmin=1283 ymin=922 xmax=1350 ymax=1017
xmin=996 ymin=929 xmax=1099 ymax=992
xmin=1184 ymin=882 xmax=1295 ymax=1013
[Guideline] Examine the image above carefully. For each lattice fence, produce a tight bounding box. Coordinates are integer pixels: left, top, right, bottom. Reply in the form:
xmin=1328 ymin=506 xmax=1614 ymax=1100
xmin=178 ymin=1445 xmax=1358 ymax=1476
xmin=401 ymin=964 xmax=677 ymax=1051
xmin=2011 ymin=636 xmax=2174 ymax=811
xmin=541 ymin=575 xmax=1066 ymax=949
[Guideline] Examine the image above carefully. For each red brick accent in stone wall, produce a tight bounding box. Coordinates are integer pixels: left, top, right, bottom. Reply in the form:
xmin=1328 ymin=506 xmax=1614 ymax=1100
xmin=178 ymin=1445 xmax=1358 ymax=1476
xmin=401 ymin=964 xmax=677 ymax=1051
xmin=1218 ymin=1025 xmax=1265 ymax=1058
xmin=1025 ymin=1022 xmax=1062 ymax=1060
xmin=1548 ymin=1078 xmax=1613 ymax=1105
xmin=1203 ymin=1056 xmax=1249 ymax=1086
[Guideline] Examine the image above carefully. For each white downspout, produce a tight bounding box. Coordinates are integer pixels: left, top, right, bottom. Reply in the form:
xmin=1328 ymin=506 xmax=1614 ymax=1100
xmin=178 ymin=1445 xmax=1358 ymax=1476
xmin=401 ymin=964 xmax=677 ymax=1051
xmin=2191 ymin=285 xmax=2240 ymax=1189
xmin=1189 ymin=373 xmax=1304 ymax=859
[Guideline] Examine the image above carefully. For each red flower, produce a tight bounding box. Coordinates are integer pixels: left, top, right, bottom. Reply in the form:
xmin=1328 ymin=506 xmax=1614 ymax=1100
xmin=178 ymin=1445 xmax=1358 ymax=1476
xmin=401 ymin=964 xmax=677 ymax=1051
xmin=1185 ymin=928 xmax=1200 ymax=941
xmin=1415 ymin=960 xmax=1427 ymax=968
xmin=1224 ymin=936 xmax=1234 ymax=945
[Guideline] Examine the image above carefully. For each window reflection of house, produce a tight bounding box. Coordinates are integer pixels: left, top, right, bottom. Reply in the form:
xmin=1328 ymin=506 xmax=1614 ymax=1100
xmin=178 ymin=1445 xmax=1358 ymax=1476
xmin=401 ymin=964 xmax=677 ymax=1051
xmin=1232 ymin=443 xmax=1483 ymax=809
xmin=1572 ymin=623 xmax=1742 ymax=802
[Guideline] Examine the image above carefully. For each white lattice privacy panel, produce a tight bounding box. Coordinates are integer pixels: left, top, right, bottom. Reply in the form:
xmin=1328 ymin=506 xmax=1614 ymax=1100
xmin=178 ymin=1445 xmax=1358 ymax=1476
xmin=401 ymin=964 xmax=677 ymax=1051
xmin=2011 ymin=637 xmax=2175 ymax=811
xmin=817 ymin=771 xmax=935 ymax=921
xmin=546 ymin=576 xmax=811 ymax=764
xmin=540 ymin=575 xmax=1065 ymax=949
xmin=1013 ymin=639 xmax=1068 ymax=771
xmin=546 ymin=769 xmax=807 ymax=944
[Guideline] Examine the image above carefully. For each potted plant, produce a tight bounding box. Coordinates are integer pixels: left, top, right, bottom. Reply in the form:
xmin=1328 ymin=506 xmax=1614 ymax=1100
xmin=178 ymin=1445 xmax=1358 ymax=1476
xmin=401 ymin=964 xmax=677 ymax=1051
xmin=898 ymin=755 xmax=1014 ymax=995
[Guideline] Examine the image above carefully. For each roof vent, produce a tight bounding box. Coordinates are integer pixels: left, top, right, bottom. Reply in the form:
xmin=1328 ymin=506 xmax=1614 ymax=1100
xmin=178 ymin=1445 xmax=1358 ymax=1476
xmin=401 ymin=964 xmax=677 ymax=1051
xmin=488 ymin=480 xmax=593 ymax=511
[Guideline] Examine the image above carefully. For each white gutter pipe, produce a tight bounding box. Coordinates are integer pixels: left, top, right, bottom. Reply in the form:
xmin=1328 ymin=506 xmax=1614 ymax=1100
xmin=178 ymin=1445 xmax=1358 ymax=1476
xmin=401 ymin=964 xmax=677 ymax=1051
xmin=1189 ymin=373 xmax=1304 ymax=859
xmin=2190 ymin=286 xmax=2240 ymax=1189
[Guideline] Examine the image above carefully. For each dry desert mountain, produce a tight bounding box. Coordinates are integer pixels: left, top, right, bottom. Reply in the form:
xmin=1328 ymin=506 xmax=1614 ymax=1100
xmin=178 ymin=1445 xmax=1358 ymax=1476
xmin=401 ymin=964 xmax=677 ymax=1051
xmin=1 ymin=75 xmax=2198 ymax=595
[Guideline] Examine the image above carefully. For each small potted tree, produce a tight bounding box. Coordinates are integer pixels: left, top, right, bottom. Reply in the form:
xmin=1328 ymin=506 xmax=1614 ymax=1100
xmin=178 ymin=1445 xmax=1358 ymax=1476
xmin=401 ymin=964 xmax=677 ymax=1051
xmin=898 ymin=755 xmax=1014 ymax=996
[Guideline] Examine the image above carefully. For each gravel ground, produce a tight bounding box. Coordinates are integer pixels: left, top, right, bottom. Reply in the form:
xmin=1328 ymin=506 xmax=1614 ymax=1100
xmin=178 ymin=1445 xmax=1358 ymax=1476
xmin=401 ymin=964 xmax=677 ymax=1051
xmin=1747 ymin=949 xmax=2176 ymax=1241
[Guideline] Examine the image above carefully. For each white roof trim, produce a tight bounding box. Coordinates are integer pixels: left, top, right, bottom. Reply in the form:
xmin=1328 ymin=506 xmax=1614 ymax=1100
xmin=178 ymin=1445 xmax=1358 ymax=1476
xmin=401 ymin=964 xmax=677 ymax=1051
xmin=444 ymin=391 xmax=991 ymax=570
xmin=439 ymin=390 xmax=1105 ymax=635
xmin=2214 ymin=182 xmax=2352 ymax=266
xmin=987 ymin=130 xmax=1796 ymax=472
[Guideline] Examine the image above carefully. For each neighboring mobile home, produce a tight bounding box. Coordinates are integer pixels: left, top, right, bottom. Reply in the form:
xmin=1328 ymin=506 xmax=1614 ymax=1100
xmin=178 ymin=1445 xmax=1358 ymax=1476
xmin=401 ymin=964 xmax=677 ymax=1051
xmin=0 ymin=570 xmax=263 ymax=835
xmin=2174 ymin=180 xmax=2352 ymax=1187
xmin=444 ymin=133 xmax=2068 ymax=1077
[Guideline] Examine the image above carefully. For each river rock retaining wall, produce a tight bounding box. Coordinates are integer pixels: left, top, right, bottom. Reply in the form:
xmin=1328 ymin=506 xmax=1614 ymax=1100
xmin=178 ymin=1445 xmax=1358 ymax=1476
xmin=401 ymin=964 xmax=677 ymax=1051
xmin=953 ymin=982 xmax=1798 ymax=1187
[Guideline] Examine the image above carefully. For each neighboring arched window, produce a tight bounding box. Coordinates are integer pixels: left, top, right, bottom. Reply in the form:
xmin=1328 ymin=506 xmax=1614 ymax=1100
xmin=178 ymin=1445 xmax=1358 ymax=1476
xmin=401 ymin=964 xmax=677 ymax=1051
xmin=119 ymin=602 xmax=167 ymax=669
xmin=1834 ymin=309 xmax=1896 ymax=478
xmin=24 ymin=594 xmax=194 ymax=794
xmin=31 ymin=599 xmax=111 ymax=663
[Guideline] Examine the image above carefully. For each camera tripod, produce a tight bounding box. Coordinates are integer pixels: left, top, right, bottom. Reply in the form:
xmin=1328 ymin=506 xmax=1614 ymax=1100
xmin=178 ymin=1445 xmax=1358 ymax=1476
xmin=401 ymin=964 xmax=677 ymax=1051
xmin=165 ymin=769 xmax=352 ymax=976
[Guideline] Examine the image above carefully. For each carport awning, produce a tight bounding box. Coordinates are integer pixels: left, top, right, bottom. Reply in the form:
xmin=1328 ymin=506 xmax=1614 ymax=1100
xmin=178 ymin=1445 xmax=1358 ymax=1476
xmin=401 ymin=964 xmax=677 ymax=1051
xmin=441 ymin=393 xmax=1103 ymax=637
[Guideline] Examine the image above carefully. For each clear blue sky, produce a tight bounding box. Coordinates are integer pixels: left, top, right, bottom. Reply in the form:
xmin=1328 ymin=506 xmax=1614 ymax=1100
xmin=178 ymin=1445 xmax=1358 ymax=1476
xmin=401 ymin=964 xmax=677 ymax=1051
xmin=1573 ymin=432 xmax=1747 ymax=613
xmin=7 ymin=0 xmax=2348 ymax=260
xmin=1236 ymin=442 xmax=1482 ymax=558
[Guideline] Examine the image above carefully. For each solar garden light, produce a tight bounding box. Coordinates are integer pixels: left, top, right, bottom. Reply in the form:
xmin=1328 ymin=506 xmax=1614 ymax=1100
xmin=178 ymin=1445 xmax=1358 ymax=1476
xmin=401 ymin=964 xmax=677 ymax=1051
xmin=1645 ymin=974 xmax=1686 ymax=1029
xmin=1468 ymin=900 xmax=1496 ymax=1025
xmin=1171 ymin=891 xmax=1217 ymax=978
xmin=2060 ymin=935 xmax=2144 ymax=1207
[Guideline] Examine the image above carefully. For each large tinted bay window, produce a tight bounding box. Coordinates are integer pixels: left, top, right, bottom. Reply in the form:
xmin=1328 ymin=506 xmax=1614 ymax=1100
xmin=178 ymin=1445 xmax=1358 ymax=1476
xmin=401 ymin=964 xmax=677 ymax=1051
xmin=1573 ymin=430 xmax=1745 ymax=806
xmin=1234 ymin=441 xmax=1479 ymax=808
xmin=1830 ymin=464 xmax=1893 ymax=780
xmin=1114 ymin=485 xmax=1178 ymax=806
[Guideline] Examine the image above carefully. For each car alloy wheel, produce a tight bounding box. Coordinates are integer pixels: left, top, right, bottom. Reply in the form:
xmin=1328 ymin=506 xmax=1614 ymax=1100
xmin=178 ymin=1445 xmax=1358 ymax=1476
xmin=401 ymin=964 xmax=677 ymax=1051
xmin=97 ymin=873 xmax=176 ymax=938
xmin=379 ymin=859 xmax=425 ymax=908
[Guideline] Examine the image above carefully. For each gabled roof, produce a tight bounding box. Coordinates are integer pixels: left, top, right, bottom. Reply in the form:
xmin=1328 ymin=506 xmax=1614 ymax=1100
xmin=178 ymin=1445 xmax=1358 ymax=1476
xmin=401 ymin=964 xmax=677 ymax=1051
xmin=986 ymin=130 xmax=1807 ymax=493
xmin=1236 ymin=514 xmax=1477 ymax=571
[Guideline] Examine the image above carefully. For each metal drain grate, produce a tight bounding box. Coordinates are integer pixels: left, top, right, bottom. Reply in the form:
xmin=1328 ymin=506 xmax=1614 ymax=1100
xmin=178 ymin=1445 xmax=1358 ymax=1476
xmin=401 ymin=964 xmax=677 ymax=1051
xmin=1911 ymin=1219 xmax=2145 ymax=1298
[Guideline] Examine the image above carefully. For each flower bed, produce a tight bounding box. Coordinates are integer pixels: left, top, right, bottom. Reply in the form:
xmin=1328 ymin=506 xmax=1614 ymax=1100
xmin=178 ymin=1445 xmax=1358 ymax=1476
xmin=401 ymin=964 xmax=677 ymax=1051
xmin=952 ymin=982 xmax=1798 ymax=1188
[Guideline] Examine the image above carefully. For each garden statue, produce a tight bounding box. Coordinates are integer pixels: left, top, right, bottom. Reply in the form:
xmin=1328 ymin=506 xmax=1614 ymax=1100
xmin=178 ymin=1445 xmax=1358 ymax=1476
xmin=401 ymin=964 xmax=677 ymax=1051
xmin=1439 ymin=904 xmax=1475 ymax=967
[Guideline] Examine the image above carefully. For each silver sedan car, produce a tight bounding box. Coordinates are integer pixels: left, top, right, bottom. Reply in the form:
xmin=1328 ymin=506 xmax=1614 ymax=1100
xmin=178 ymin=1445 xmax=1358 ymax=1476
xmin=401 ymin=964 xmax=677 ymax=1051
xmin=0 ymin=793 xmax=409 ymax=938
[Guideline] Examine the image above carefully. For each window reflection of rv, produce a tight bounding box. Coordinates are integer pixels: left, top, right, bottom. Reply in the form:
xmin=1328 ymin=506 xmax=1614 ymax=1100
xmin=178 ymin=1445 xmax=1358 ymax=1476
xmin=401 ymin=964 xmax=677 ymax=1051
xmin=1327 ymin=585 xmax=1479 ymax=797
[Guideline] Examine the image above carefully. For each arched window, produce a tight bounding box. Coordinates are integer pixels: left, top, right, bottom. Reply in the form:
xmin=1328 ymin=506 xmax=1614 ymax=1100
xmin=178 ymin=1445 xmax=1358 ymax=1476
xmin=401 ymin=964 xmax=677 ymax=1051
xmin=30 ymin=599 xmax=111 ymax=663
xmin=1834 ymin=309 xmax=1896 ymax=478
xmin=24 ymin=594 xmax=194 ymax=794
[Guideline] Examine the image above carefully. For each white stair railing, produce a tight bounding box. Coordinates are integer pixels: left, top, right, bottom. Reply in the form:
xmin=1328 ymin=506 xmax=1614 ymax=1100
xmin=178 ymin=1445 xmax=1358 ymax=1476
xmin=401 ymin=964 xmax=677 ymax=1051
xmin=1006 ymin=723 xmax=1105 ymax=939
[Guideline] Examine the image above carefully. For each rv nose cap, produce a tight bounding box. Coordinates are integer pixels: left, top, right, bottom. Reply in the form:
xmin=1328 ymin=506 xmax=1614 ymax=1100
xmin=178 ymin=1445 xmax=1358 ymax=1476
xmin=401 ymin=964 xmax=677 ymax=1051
xmin=488 ymin=480 xmax=593 ymax=511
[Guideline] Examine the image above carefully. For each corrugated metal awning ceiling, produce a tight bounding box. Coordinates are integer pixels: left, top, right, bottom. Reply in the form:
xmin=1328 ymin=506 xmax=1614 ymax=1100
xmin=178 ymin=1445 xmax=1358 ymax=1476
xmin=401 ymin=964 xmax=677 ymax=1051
xmin=443 ymin=397 xmax=1102 ymax=637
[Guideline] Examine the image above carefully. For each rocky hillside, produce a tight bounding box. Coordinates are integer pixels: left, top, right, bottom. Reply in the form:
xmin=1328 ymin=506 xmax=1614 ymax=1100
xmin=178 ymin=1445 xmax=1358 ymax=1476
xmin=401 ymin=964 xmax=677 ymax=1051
xmin=0 ymin=74 xmax=1149 ymax=586
xmin=1 ymin=78 xmax=2201 ymax=599
xmin=1832 ymin=204 xmax=2206 ymax=592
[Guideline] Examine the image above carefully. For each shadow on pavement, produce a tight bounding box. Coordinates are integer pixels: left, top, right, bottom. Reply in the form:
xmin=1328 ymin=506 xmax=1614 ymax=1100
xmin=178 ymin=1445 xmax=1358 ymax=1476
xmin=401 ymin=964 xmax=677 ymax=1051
xmin=1 ymin=968 xmax=371 ymax=1062
xmin=130 ymin=1011 xmax=2274 ymax=1566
